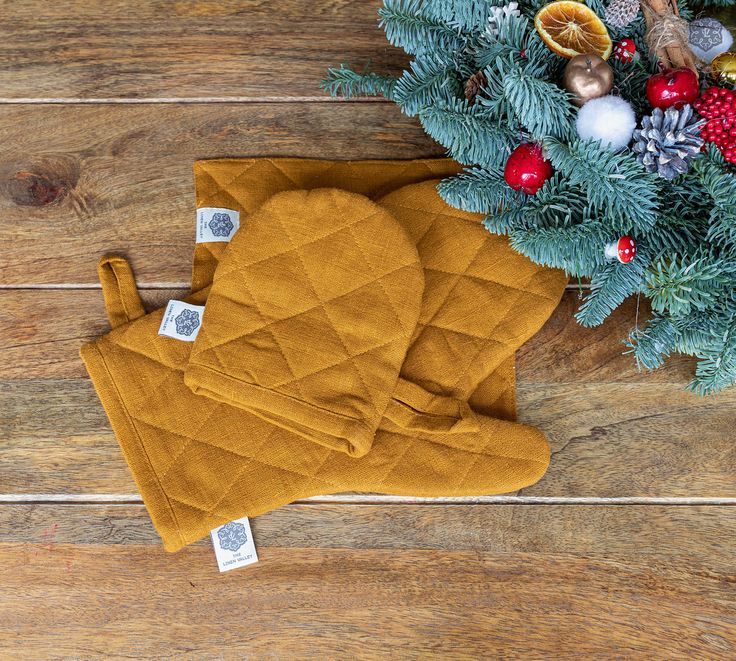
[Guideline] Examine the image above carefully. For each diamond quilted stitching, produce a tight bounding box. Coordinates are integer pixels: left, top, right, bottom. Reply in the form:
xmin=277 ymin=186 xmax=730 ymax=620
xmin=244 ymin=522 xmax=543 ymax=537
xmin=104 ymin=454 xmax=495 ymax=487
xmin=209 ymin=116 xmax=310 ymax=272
xmin=194 ymin=189 xmax=422 ymax=430
xmin=87 ymin=165 xmax=565 ymax=545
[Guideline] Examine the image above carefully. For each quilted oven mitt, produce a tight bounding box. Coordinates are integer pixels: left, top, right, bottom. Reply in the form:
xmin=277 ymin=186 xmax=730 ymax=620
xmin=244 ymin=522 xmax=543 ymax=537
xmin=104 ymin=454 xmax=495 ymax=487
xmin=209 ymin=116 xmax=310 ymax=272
xmin=184 ymin=188 xmax=425 ymax=458
xmin=81 ymin=159 xmax=567 ymax=552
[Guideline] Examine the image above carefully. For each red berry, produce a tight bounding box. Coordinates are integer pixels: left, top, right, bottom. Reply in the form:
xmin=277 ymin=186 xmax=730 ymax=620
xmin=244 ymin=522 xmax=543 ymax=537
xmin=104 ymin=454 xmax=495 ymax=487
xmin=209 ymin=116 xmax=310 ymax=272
xmin=503 ymin=143 xmax=553 ymax=195
xmin=694 ymin=85 xmax=736 ymax=160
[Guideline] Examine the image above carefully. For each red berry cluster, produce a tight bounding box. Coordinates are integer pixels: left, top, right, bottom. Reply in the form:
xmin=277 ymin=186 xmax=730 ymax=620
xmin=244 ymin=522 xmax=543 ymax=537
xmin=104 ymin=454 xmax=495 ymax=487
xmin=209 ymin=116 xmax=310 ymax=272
xmin=693 ymin=86 xmax=736 ymax=164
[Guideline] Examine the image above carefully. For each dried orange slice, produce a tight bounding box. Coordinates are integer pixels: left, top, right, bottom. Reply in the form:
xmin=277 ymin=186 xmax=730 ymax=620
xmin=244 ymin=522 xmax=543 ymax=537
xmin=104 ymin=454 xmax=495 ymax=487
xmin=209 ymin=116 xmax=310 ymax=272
xmin=535 ymin=1 xmax=612 ymax=60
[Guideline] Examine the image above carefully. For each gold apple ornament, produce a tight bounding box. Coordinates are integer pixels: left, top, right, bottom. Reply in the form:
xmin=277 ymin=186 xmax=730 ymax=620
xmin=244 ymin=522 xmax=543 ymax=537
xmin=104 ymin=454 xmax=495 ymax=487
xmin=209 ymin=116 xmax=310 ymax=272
xmin=563 ymin=54 xmax=614 ymax=106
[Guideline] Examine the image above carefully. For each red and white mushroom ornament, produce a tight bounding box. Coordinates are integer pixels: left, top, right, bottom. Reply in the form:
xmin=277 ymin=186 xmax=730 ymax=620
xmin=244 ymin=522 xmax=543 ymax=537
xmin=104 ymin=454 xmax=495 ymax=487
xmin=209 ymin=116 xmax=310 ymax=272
xmin=604 ymin=235 xmax=637 ymax=263
xmin=613 ymin=39 xmax=638 ymax=62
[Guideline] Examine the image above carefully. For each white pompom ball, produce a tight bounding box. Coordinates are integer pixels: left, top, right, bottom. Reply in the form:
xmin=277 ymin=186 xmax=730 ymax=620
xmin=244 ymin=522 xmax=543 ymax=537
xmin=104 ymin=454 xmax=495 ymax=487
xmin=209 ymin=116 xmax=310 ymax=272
xmin=576 ymin=95 xmax=636 ymax=151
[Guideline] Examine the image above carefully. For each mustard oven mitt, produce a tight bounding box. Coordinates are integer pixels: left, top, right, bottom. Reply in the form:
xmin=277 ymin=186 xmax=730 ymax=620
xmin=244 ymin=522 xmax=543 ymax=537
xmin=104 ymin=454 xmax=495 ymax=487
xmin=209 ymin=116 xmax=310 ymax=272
xmin=184 ymin=189 xmax=425 ymax=458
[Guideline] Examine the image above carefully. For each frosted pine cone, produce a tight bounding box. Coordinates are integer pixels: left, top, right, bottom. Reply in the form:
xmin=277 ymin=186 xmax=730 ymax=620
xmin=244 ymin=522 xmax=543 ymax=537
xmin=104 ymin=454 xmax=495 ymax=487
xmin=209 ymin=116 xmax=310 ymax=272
xmin=486 ymin=2 xmax=521 ymax=36
xmin=604 ymin=0 xmax=640 ymax=28
xmin=632 ymin=105 xmax=704 ymax=180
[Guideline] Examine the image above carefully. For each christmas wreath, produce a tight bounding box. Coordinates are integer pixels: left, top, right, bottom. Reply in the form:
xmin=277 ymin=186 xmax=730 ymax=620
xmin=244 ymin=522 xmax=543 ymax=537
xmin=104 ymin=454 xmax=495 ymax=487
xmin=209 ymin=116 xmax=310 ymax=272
xmin=323 ymin=0 xmax=736 ymax=394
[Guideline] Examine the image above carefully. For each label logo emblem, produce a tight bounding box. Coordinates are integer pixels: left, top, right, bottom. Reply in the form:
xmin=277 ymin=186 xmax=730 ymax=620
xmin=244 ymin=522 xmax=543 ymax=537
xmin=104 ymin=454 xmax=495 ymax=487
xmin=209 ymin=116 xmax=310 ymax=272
xmin=174 ymin=309 xmax=200 ymax=337
xmin=209 ymin=212 xmax=234 ymax=238
xmin=217 ymin=521 xmax=248 ymax=552
xmin=689 ymin=18 xmax=724 ymax=51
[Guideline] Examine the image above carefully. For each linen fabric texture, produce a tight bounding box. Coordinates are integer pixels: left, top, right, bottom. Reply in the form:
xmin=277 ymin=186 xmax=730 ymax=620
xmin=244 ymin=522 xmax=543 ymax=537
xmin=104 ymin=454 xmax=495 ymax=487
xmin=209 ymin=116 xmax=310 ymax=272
xmin=81 ymin=158 xmax=568 ymax=552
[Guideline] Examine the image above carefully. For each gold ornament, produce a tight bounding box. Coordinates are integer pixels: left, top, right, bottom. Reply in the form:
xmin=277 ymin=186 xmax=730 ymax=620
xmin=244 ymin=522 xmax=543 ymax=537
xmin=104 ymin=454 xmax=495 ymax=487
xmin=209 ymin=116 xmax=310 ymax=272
xmin=711 ymin=51 xmax=736 ymax=84
xmin=563 ymin=54 xmax=614 ymax=106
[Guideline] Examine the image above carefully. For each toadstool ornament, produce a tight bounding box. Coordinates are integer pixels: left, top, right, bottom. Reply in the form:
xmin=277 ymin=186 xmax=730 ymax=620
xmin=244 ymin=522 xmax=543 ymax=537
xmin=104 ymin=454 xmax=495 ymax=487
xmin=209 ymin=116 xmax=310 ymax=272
xmin=613 ymin=38 xmax=638 ymax=62
xmin=605 ymin=235 xmax=637 ymax=263
xmin=563 ymin=53 xmax=614 ymax=106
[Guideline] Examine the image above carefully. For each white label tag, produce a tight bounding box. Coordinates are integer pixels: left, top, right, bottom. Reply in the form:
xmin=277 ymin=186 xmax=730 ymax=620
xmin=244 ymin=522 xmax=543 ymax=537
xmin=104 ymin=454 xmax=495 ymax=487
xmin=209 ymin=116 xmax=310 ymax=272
xmin=196 ymin=207 xmax=240 ymax=243
xmin=157 ymin=301 xmax=205 ymax=342
xmin=210 ymin=517 xmax=259 ymax=573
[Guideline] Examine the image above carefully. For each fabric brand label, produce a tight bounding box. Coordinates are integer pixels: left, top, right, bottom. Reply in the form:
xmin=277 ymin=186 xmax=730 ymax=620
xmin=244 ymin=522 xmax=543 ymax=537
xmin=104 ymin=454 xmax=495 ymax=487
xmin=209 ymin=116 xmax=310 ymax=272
xmin=196 ymin=207 xmax=240 ymax=243
xmin=210 ymin=517 xmax=259 ymax=573
xmin=157 ymin=301 xmax=205 ymax=342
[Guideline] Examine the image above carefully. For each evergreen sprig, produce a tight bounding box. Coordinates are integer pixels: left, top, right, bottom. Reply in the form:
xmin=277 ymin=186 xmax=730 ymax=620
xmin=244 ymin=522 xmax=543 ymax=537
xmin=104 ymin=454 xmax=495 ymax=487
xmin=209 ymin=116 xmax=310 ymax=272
xmin=325 ymin=0 xmax=736 ymax=393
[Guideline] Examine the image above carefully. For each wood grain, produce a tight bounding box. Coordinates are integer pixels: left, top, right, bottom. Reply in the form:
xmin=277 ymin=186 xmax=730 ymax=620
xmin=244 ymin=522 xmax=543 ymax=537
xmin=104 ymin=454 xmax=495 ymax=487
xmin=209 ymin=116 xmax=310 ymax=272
xmin=0 ymin=103 xmax=440 ymax=286
xmin=2 ymin=289 xmax=734 ymax=497
xmin=0 ymin=290 xmax=693 ymax=381
xmin=0 ymin=0 xmax=403 ymax=99
xmin=3 ymin=378 xmax=733 ymax=497
xmin=1 ymin=504 xmax=734 ymax=659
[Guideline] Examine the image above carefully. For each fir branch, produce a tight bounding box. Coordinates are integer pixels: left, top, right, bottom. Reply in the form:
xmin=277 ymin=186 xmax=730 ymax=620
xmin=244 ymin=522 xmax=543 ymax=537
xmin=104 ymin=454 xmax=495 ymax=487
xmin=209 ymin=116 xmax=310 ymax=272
xmin=522 ymin=31 xmax=566 ymax=79
xmin=576 ymin=248 xmax=650 ymax=326
xmin=438 ymin=166 xmax=520 ymax=213
xmin=696 ymin=0 xmax=736 ymax=7
xmin=379 ymin=0 xmax=468 ymax=55
xmin=483 ymin=204 xmax=530 ymax=234
xmin=611 ymin=57 xmax=654 ymax=116
xmin=545 ymin=138 xmax=660 ymax=231
xmin=510 ymin=222 xmax=611 ymax=275
xmin=419 ymin=98 xmax=516 ymax=167
xmin=472 ymin=13 xmax=529 ymax=69
xmin=645 ymin=177 xmax=709 ymax=257
xmin=627 ymin=315 xmax=679 ymax=370
xmin=695 ymin=152 xmax=736 ymax=247
xmin=422 ymin=0 xmax=496 ymax=31
xmin=645 ymin=255 xmax=732 ymax=317
xmin=321 ymin=66 xmax=397 ymax=100
xmin=393 ymin=55 xmax=461 ymax=115
xmin=481 ymin=57 xmax=574 ymax=138
xmin=689 ymin=314 xmax=736 ymax=394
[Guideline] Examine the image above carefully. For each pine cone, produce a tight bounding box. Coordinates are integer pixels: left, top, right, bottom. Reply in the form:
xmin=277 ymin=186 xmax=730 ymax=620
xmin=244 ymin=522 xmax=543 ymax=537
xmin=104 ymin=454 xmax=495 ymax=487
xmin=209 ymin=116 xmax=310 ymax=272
xmin=464 ymin=70 xmax=488 ymax=103
xmin=604 ymin=0 xmax=640 ymax=28
xmin=632 ymin=105 xmax=704 ymax=180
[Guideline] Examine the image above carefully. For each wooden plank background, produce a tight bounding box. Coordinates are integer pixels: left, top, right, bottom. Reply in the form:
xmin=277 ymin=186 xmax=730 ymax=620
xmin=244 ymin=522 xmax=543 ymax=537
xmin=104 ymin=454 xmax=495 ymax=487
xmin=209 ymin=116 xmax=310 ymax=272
xmin=0 ymin=1 xmax=734 ymax=658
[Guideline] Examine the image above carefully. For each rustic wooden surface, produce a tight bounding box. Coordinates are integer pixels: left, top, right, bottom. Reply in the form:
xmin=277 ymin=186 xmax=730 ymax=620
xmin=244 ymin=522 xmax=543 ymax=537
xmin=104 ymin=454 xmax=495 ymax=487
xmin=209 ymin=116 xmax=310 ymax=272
xmin=0 ymin=1 xmax=734 ymax=659
xmin=1 ymin=505 xmax=735 ymax=659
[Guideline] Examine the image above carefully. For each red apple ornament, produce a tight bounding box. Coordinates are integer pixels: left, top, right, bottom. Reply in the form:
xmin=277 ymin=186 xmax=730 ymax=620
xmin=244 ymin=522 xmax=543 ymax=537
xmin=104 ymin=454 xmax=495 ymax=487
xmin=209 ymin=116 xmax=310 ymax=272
xmin=604 ymin=235 xmax=637 ymax=263
xmin=503 ymin=143 xmax=553 ymax=195
xmin=646 ymin=68 xmax=699 ymax=110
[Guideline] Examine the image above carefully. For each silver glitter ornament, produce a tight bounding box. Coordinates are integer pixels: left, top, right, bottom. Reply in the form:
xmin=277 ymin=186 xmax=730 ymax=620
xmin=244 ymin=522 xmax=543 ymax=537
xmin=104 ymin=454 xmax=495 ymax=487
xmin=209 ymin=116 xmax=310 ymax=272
xmin=688 ymin=17 xmax=733 ymax=64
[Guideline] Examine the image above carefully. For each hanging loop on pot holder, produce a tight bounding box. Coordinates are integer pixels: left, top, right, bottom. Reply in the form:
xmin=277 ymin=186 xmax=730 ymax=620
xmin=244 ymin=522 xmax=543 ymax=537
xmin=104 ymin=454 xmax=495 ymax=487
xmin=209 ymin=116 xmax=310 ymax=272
xmin=383 ymin=378 xmax=480 ymax=434
xmin=97 ymin=254 xmax=146 ymax=329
